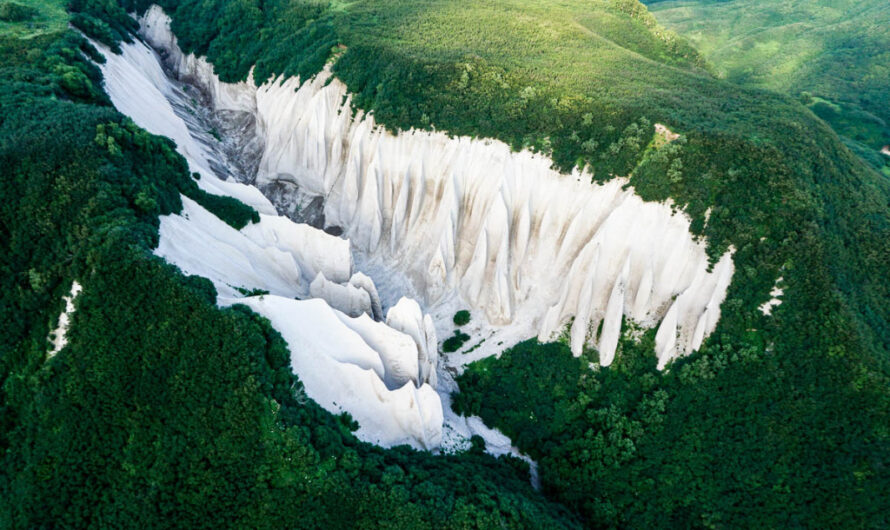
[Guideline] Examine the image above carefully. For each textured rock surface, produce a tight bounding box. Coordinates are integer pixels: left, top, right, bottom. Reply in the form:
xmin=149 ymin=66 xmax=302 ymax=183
xmin=224 ymin=296 xmax=443 ymax=449
xmin=94 ymin=35 xmax=442 ymax=449
xmin=140 ymin=4 xmax=735 ymax=369
xmin=241 ymin=214 xmax=353 ymax=284
xmin=93 ymin=29 xmax=274 ymax=214
xmin=309 ymin=271 xmax=372 ymax=318
xmin=94 ymin=6 xmax=739 ymax=452
xmin=386 ymin=298 xmax=439 ymax=388
xmin=156 ymin=196 xmax=304 ymax=299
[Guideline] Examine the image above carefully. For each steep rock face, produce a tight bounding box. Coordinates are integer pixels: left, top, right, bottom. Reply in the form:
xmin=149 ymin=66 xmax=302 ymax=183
xmin=94 ymin=25 xmax=273 ymax=214
xmin=250 ymin=75 xmax=736 ymax=369
xmin=225 ymin=296 xmax=443 ymax=449
xmin=386 ymin=298 xmax=439 ymax=388
xmin=309 ymin=271 xmax=371 ymax=318
xmin=93 ymin=35 xmax=443 ymax=449
xmin=139 ymin=5 xmax=734 ymax=369
xmin=155 ymin=196 xmax=304 ymax=299
xmin=241 ymin=214 xmax=353 ymax=284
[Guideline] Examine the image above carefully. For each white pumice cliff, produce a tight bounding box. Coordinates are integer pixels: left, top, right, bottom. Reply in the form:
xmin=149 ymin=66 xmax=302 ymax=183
xmin=92 ymin=4 xmax=736 ymax=453
xmin=138 ymin=5 xmax=734 ymax=370
xmin=93 ymin=35 xmax=443 ymax=450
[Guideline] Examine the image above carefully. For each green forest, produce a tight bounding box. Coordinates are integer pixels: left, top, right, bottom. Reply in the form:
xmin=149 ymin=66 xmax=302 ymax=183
xmin=2 ymin=0 xmax=889 ymax=527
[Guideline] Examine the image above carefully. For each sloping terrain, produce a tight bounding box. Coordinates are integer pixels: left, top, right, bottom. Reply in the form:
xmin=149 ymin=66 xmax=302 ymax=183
xmin=0 ymin=2 xmax=577 ymax=527
xmin=133 ymin=5 xmax=735 ymax=370
xmin=2 ymin=0 xmax=889 ymax=528
xmin=645 ymin=0 xmax=890 ymax=174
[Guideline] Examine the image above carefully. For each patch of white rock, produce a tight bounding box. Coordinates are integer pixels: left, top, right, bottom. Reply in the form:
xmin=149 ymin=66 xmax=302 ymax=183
xmin=49 ymin=281 xmax=82 ymax=357
xmin=759 ymin=277 xmax=784 ymax=316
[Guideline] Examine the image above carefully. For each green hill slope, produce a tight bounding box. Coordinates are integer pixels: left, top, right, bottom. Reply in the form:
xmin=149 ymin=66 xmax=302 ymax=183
xmin=645 ymin=0 xmax=890 ymax=174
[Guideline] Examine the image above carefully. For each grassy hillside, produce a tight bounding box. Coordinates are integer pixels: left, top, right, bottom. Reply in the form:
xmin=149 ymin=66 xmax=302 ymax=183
xmin=0 ymin=0 xmax=66 ymax=38
xmin=645 ymin=0 xmax=890 ymax=174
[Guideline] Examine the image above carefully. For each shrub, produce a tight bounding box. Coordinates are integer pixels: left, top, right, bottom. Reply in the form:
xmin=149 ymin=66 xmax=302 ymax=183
xmin=443 ymin=330 xmax=471 ymax=353
xmin=188 ymin=187 xmax=260 ymax=229
xmin=453 ymin=310 xmax=471 ymax=326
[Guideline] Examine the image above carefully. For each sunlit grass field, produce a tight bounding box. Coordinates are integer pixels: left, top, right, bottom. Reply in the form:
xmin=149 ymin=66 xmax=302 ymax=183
xmin=646 ymin=0 xmax=890 ymax=163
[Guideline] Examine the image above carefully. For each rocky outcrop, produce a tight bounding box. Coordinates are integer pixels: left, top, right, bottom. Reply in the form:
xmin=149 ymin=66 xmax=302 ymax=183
xmin=139 ymin=5 xmax=734 ymax=369
xmin=228 ymin=296 xmax=443 ymax=449
xmin=386 ymin=298 xmax=439 ymax=388
xmin=93 ymin=34 xmax=443 ymax=449
xmin=49 ymin=281 xmax=83 ymax=357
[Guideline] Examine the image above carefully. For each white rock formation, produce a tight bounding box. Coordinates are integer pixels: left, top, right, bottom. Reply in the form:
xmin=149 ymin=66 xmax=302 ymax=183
xmin=334 ymin=310 xmax=420 ymax=388
xmin=241 ymin=214 xmax=352 ymax=284
xmin=309 ymin=271 xmax=372 ymax=318
xmin=139 ymin=4 xmax=735 ymax=369
xmin=223 ymin=296 xmax=442 ymax=449
xmin=155 ymin=196 xmax=304 ymax=298
xmin=759 ymin=277 xmax=784 ymax=316
xmin=93 ymin=35 xmax=442 ymax=449
xmin=49 ymin=281 xmax=82 ymax=357
xmin=349 ymin=272 xmax=384 ymax=321
xmin=95 ymin=5 xmax=740 ymax=453
xmin=155 ymin=196 xmax=441 ymax=448
xmin=386 ymin=298 xmax=439 ymax=388
xmin=90 ymin=32 xmax=273 ymax=215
